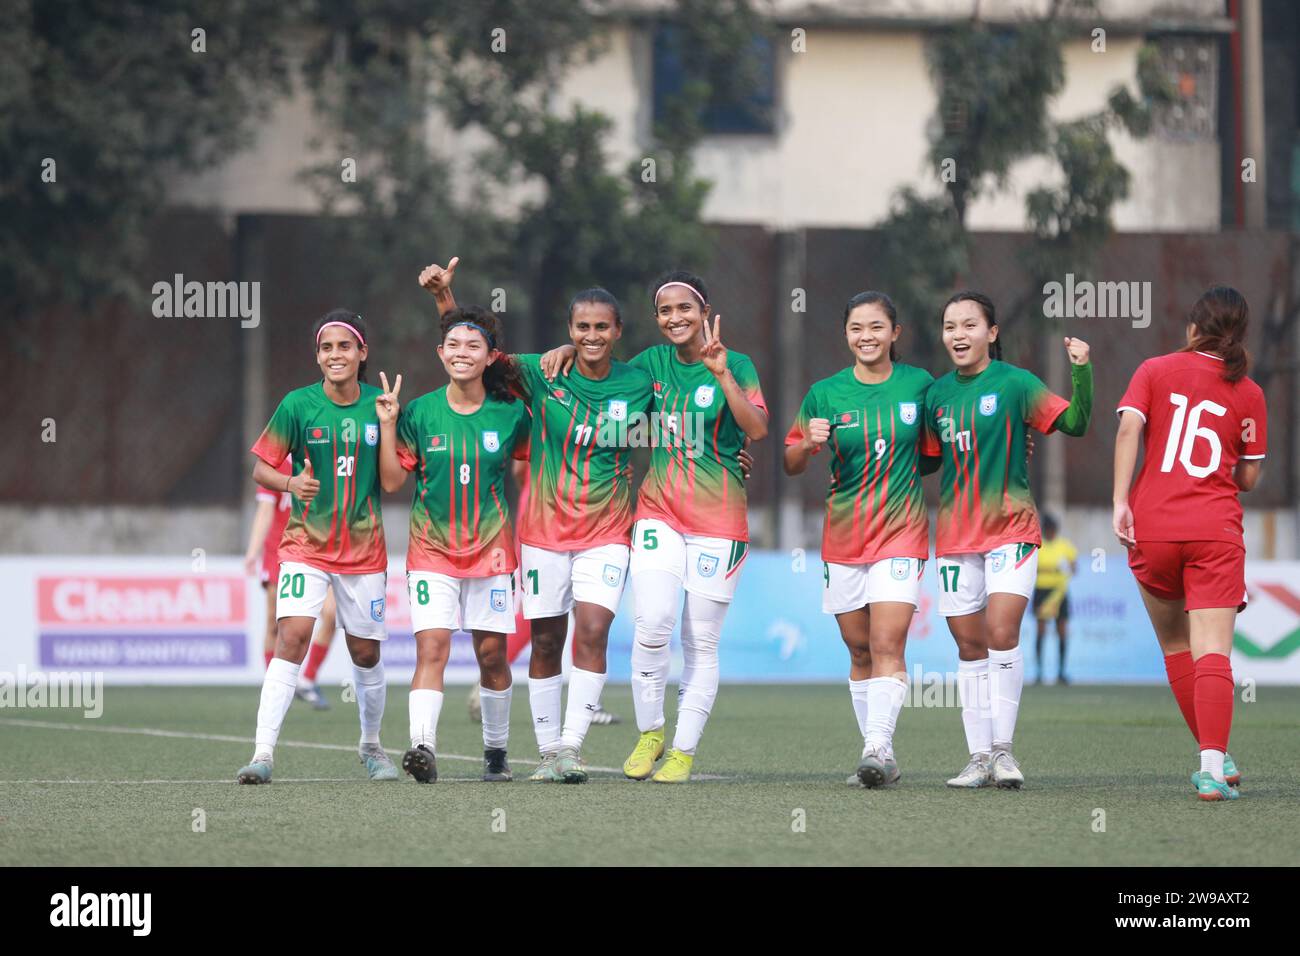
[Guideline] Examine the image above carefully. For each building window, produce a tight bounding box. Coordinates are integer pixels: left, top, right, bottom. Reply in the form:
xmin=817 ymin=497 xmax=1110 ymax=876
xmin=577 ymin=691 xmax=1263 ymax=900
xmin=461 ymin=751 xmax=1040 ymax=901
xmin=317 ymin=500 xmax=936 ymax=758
xmin=652 ymin=24 xmax=776 ymax=135
xmin=1152 ymin=36 xmax=1217 ymax=141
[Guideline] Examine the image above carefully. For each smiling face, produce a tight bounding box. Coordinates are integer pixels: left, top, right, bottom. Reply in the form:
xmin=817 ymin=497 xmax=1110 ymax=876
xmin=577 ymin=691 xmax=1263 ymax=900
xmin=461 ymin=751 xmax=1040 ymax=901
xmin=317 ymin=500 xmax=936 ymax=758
xmin=654 ymin=285 xmax=709 ymax=347
xmin=437 ymin=325 xmax=496 ymax=384
xmin=316 ymin=326 xmax=366 ymax=385
xmin=845 ymin=302 xmax=898 ymax=368
xmin=942 ymin=299 xmax=997 ymax=371
xmin=569 ymin=302 xmax=621 ymax=365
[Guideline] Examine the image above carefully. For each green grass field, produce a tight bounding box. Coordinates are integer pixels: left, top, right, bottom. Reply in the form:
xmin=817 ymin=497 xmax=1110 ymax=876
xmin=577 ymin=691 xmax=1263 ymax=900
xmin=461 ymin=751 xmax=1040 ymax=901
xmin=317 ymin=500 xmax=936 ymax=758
xmin=1 ymin=684 xmax=1296 ymax=866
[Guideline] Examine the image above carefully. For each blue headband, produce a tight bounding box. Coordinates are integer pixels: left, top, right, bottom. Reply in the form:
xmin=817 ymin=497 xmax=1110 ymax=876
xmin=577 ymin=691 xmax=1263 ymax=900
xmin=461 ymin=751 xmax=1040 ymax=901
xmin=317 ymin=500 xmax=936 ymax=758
xmin=446 ymin=320 xmax=496 ymax=350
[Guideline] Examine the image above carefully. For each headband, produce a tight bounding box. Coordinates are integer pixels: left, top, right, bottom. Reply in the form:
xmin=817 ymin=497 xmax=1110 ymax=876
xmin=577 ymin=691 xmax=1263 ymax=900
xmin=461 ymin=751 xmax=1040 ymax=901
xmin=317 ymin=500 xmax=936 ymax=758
xmin=316 ymin=319 xmax=365 ymax=347
xmin=654 ymin=281 xmax=706 ymax=307
xmin=447 ymin=320 xmax=496 ymax=350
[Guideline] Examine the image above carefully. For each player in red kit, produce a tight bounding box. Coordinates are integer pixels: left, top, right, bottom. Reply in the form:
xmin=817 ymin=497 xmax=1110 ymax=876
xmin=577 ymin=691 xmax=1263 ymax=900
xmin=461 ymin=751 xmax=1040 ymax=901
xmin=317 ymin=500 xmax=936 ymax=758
xmin=1113 ymin=286 xmax=1266 ymax=802
xmin=243 ymin=457 xmax=336 ymax=709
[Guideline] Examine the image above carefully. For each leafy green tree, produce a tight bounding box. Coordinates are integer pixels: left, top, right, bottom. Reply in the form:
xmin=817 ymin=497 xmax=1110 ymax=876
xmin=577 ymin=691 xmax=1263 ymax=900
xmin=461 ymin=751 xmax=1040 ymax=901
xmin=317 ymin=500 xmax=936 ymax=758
xmin=300 ymin=0 xmax=768 ymax=352
xmin=1 ymin=0 xmax=297 ymax=341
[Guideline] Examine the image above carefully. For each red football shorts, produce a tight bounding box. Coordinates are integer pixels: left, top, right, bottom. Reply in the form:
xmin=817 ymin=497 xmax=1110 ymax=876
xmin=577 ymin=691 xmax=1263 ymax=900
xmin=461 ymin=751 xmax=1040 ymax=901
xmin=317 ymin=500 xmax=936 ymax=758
xmin=1129 ymin=540 xmax=1247 ymax=611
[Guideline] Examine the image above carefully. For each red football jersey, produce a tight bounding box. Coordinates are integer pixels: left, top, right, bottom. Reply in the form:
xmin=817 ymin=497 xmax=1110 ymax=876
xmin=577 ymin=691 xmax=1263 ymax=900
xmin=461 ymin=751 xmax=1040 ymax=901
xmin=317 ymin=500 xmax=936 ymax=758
xmin=259 ymin=458 xmax=294 ymax=580
xmin=1117 ymin=351 xmax=1266 ymax=545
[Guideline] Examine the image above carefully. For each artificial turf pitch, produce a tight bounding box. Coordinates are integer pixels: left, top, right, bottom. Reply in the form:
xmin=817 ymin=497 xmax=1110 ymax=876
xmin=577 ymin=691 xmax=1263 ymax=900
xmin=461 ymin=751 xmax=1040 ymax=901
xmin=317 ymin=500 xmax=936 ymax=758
xmin=1 ymin=684 xmax=1296 ymax=866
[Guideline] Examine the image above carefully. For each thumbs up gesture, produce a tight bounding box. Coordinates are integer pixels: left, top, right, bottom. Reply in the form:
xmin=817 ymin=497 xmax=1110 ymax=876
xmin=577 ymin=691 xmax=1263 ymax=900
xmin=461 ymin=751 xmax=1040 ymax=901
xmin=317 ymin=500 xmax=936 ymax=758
xmin=290 ymin=456 xmax=320 ymax=504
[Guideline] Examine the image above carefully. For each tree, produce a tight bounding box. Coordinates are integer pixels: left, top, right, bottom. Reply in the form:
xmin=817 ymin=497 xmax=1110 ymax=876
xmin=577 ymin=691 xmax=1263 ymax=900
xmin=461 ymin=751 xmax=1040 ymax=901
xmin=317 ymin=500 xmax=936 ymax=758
xmin=1 ymin=0 xmax=298 ymax=345
xmin=300 ymin=0 xmax=769 ymax=351
xmin=871 ymin=0 xmax=1171 ymax=358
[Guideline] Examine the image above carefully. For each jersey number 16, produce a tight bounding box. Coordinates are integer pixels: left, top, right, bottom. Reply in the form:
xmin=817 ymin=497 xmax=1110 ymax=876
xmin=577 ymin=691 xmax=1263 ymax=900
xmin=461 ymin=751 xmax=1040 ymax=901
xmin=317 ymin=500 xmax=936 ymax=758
xmin=1160 ymin=393 xmax=1225 ymax=479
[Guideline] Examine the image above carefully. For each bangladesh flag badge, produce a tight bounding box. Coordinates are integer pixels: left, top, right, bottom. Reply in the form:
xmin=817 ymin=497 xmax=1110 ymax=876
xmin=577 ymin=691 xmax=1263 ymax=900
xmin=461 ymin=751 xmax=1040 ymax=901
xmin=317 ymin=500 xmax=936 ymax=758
xmin=833 ymin=409 xmax=861 ymax=428
xmin=306 ymin=425 xmax=331 ymax=445
xmin=426 ymin=434 xmax=448 ymax=452
xmin=550 ymin=388 xmax=572 ymax=407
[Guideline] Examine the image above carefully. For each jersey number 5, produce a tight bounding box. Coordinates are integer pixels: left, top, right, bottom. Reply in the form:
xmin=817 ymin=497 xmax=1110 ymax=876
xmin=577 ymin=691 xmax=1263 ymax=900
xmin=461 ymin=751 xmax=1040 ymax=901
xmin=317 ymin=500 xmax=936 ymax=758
xmin=1161 ymin=393 xmax=1225 ymax=479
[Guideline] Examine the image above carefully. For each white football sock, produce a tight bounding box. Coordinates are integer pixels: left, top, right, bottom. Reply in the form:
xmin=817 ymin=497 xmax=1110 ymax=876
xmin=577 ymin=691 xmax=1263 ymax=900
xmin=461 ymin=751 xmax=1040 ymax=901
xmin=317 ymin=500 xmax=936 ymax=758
xmin=253 ymin=657 xmax=300 ymax=759
xmin=672 ymin=590 xmax=728 ymax=755
xmin=408 ymin=688 xmax=443 ymax=750
xmin=957 ymin=657 xmax=992 ymax=756
xmin=988 ymin=645 xmax=1024 ymax=749
xmin=352 ymin=660 xmax=387 ymax=747
xmin=1200 ymin=748 xmax=1226 ymax=783
xmin=864 ymin=676 xmax=907 ymax=753
xmin=479 ymin=685 xmax=512 ymax=750
xmin=560 ymin=667 xmax=608 ymax=750
xmin=849 ymin=678 xmax=871 ymax=740
xmin=630 ymin=570 xmax=681 ymax=733
xmin=528 ymin=674 xmax=563 ymax=754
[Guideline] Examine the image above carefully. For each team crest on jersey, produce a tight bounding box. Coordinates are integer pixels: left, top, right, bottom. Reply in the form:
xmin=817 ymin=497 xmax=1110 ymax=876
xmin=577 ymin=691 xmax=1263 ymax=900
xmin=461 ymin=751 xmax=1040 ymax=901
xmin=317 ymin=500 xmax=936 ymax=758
xmin=891 ymin=558 xmax=910 ymax=581
xmin=979 ymin=394 xmax=998 ymax=416
xmin=990 ymin=550 xmax=1007 ymax=574
xmin=426 ymin=434 xmax=448 ymax=452
xmin=697 ymin=553 xmax=719 ymax=578
xmin=608 ymin=400 xmax=627 ymax=421
xmin=364 ymin=423 xmax=379 ymax=446
xmin=490 ymin=589 xmax=507 ymax=613
xmin=482 ymin=430 xmax=500 ymax=453
xmin=550 ymin=387 xmax=572 ymax=407
xmin=899 ymin=402 xmax=917 ymax=425
xmin=306 ymin=425 xmax=331 ymax=445
xmin=694 ymin=384 xmax=716 ymax=408
xmin=834 ymin=409 xmax=860 ymax=428
xmin=370 ymin=598 xmax=385 ymax=622
xmin=602 ymin=564 xmax=623 ymax=587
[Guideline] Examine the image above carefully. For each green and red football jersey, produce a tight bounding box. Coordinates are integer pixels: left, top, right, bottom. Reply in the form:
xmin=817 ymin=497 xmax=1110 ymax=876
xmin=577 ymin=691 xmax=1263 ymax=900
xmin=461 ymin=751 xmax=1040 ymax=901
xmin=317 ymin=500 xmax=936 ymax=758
xmin=921 ymin=359 xmax=1073 ymax=555
xmin=512 ymin=354 xmax=655 ymax=551
xmin=630 ymin=345 xmax=767 ymax=542
xmin=395 ymin=387 xmax=530 ymax=577
xmin=787 ymin=364 xmax=933 ymax=564
xmin=251 ymin=381 xmax=388 ymax=574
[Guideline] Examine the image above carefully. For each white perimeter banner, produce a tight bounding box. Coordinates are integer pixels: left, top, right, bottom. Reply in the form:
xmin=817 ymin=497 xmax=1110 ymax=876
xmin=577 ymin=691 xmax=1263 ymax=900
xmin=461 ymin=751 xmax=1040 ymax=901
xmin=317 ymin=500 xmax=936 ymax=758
xmin=1 ymin=556 xmax=1298 ymax=685
xmin=0 ymin=556 xmax=504 ymax=686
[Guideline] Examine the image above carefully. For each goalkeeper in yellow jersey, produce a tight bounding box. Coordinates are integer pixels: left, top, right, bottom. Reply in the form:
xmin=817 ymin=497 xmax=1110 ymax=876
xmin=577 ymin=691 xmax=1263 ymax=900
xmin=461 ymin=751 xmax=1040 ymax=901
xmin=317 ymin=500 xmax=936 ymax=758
xmin=1033 ymin=514 xmax=1077 ymax=685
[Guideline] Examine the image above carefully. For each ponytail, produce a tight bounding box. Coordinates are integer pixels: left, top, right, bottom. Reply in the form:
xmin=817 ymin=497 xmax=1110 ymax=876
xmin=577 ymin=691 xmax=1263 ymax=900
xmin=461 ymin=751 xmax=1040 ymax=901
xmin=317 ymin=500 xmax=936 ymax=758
xmin=1183 ymin=286 xmax=1249 ymax=382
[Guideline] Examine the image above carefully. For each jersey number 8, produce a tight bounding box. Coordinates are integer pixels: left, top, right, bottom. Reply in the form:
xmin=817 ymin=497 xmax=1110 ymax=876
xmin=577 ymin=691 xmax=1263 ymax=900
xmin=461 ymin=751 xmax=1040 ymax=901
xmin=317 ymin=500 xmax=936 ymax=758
xmin=458 ymin=463 xmax=471 ymax=485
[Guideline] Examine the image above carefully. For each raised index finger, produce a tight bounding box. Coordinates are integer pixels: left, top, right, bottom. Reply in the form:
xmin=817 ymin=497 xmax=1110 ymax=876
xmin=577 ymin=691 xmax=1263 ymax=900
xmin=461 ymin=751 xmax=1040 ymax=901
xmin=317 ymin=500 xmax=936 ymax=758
xmin=379 ymin=370 xmax=390 ymax=393
xmin=392 ymin=373 xmax=402 ymax=398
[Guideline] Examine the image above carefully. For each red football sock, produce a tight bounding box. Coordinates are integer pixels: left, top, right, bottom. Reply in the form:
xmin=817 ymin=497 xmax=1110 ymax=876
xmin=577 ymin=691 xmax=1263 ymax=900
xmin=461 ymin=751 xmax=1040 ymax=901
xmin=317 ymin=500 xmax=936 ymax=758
xmin=302 ymin=641 xmax=329 ymax=682
xmin=264 ymin=649 xmax=274 ymax=669
xmin=1192 ymin=653 xmax=1234 ymax=753
xmin=1163 ymin=650 xmax=1198 ymax=739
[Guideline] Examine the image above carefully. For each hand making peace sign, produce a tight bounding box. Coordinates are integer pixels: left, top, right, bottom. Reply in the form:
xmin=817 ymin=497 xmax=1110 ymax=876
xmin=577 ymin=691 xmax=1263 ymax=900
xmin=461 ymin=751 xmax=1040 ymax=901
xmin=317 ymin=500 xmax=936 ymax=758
xmin=376 ymin=370 xmax=403 ymax=426
xmin=700 ymin=314 xmax=729 ymax=378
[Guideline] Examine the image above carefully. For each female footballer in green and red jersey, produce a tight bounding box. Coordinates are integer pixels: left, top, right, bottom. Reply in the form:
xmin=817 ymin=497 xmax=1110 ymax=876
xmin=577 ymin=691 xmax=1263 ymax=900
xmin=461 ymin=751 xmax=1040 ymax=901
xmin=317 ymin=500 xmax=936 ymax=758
xmin=543 ymin=270 xmax=769 ymax=783
xmin=785 ymin=292 xmax=933 ymax=788
xmin=921 ymin=292 xmax=1092 ymax=790
xmin=379 ymin=306 xmax=531 ymax=784
xmin=418 ymin=261 xmax=654 ymax=783
xmin=238 ymin=310 xmax=399 ymax=785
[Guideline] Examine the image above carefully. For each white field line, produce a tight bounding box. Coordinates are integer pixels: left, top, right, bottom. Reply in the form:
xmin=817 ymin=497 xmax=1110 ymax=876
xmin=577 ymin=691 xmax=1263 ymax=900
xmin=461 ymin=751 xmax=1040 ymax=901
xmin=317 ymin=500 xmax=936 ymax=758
xmin=0 ymin=717 xmax=730 ymax=780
